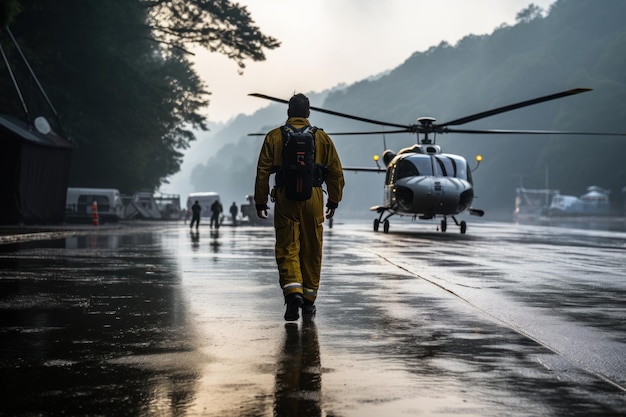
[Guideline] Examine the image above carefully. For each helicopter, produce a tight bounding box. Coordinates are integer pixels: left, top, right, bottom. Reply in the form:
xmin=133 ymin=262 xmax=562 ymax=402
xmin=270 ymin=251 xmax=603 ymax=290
xmin=249 ymin=88 xmax=625 ymax=234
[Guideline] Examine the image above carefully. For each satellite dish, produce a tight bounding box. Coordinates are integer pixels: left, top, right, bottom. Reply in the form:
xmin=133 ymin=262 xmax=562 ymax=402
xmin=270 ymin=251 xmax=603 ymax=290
xmin=34 ymin=116 xmax=51 ymax=135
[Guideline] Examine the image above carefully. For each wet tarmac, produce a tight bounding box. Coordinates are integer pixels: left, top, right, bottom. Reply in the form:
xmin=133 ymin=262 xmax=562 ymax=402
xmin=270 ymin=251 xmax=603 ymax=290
xmin=0 ymin=219 xmax=625 ymax=416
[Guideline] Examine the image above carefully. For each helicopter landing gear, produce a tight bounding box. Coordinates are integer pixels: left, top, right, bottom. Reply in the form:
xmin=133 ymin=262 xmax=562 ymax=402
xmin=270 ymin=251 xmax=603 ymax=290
xmin=440 ymin=216 xmax=467 ymax=234
xmin=374 ymin=210 xmax=394 ymax=233
xmin=373 ymin=218 xmax=391 ymax=233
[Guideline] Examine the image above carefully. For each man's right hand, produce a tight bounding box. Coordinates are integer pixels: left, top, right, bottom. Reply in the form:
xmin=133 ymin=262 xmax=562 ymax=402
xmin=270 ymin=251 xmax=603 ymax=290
xmin=256 ymin=204 xmax=269 ymax=219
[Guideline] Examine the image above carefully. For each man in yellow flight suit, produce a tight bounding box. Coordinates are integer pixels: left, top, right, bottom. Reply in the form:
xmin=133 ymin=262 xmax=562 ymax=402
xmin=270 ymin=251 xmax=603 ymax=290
xmin=255 ymin=93 xmax=345 ymax=321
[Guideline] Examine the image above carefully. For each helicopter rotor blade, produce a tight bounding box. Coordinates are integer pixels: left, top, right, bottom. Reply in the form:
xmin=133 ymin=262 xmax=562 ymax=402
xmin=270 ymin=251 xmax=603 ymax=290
xmin=247 ymin=93 xmax=290 ymax=105
xmin=249 ymin=93 xmax=409 ymax=129
xmin=439 ymin=88 xmax=592 ymax=127
xmin=342 ymin=166 xmax=385 ymax=173
xmin=444 ymin=127 xmax=626 ymax=136
xmin=307 ymin=106 xmax=409 ymax=129
xmin=247 ymin=129 xmax=410 ymax=137
xmin=327 ymin=129 xmax=411 ymax=136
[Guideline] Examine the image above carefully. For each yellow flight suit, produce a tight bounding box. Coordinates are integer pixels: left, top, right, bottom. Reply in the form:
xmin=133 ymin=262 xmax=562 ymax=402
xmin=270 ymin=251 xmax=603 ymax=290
xmin=254 ymin=116 xmax=345 ymax=303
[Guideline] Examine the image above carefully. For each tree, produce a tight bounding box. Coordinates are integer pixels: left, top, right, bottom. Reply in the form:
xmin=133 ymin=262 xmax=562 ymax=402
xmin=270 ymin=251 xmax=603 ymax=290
xmin=0 ymin=0 xmax=20 ymax=28
xmin=145 ymin=0 xmax=280 ymax=72
xmin=515 ymin=4 xmax=545 ymax=24
xmin=1 ymin=0 xmax=279 ymax=193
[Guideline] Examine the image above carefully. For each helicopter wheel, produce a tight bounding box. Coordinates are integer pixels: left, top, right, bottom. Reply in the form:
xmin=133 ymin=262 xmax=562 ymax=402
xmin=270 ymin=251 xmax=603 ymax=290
xmin=460 ymin=220 xmax=467 ymax=234
xmin=373 ymin=219 xmax=380 ymax=232
xmin=383 ymin=220 xmax=390 ymax=233
xmin=440 ymin=218 xmax=447 ymax=232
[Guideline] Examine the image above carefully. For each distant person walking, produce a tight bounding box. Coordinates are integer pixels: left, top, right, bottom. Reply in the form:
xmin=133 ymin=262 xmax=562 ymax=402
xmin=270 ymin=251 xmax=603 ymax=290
xmin=210 ymin=199 xmax=223 ymax=228
xmin=190 ymin=200 xmax=202 ymax=229
xmin=229 ymin=202 xmax=238 ymax=226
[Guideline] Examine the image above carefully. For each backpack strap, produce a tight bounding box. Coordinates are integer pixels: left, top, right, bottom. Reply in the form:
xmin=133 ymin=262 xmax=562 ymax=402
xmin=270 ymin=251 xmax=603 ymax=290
xmin=281 ymin=124 xmax=316 ymax=138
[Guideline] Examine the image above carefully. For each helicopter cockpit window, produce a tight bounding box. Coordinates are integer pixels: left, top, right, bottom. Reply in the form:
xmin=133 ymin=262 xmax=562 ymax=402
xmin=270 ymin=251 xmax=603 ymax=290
xmin=434 ymin=155 xmax=468 ymax=180
xmin=397 ymin=155 xmax=433 ymax=180
xmin=396 ymin=159 xmax=418 ymax=180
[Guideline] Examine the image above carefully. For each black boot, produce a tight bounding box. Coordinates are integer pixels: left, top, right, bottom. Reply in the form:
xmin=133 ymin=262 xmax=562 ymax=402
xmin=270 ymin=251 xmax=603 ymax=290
xmin=302 ymin=299 xmax=316 ymax=320
xmin=284 ymin=293 xmax=303 ymax=321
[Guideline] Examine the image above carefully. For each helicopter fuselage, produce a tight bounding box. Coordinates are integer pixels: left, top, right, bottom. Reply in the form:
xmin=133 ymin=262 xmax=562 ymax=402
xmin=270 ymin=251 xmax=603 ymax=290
xmin=384 ymin=176 xmax=473 ymax=218
xmin=377 ymin=145 xmax=474 ymax=218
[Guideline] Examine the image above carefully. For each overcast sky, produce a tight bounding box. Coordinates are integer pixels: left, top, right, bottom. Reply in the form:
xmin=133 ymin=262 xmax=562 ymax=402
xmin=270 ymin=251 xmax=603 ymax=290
xmin=191 ymin=0 xmax=556 ymax=124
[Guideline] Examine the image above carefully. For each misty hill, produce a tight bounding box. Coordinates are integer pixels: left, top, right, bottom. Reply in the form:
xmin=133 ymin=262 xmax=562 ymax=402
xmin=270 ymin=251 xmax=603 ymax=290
xmin=184 ymin=0 xmax=626 ymax=219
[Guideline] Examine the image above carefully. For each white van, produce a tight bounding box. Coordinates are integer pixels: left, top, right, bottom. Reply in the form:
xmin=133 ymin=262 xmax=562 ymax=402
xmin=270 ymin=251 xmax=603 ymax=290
xmin=187 ymin=192 xmax=220 ymax=218
xmin=65 ymin=187 xmax=124 ymax=223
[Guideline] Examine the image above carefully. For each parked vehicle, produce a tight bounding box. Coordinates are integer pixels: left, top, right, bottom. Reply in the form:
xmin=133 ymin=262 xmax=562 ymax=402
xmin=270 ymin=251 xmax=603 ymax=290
xmin=545 ymin=186 xmax=612 ymax=217
xmin=65 ymin=188 xmax=124 ymax=223
xmin=240 ymin=194 xmax=273 ymax=225
xmin=513 ymin=188 xmax=560 ymax=222
xmin=154 ymin=193 xmax=181 ymax=220
xmin=123 ymin=192 xmax=163 ymax=220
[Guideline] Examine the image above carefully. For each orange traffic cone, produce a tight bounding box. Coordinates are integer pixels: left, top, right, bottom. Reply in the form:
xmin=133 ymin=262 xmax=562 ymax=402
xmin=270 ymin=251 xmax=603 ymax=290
xmin=91 ymin=201 xmax=99 ymax=226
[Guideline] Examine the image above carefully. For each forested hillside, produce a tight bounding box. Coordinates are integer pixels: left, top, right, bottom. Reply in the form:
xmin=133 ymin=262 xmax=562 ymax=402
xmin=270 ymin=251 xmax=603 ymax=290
xmin=190 ymin=0 xmax=626 ymax=219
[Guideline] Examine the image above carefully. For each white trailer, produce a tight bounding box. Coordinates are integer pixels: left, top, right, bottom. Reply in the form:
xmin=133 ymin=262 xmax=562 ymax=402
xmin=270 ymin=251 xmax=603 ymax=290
xmin=65 ymin=187 xmax=124 ymax=223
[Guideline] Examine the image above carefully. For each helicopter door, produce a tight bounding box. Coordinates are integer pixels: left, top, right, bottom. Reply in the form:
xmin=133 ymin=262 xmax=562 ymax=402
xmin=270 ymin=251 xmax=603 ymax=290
xmin=383 ymin=163 xmax=396 ymax=207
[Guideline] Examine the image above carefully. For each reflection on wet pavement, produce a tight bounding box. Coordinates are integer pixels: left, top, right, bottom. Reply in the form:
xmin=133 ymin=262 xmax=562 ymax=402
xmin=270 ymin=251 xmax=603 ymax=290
xmin=275 ymin=322 xmax=321 ymax=416
xmin=0 ymin=221 xmax=624 ymax=416
xmin=0 ymin=231 xmax=200 ymax=416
